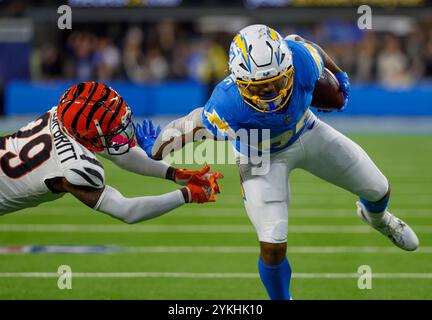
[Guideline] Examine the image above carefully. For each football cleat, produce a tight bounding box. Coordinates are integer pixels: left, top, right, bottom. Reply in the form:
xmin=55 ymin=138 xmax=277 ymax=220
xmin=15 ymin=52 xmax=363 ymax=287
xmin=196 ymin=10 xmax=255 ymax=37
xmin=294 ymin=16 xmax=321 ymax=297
xmin=356 ymin=201 xmax=419 ymax=251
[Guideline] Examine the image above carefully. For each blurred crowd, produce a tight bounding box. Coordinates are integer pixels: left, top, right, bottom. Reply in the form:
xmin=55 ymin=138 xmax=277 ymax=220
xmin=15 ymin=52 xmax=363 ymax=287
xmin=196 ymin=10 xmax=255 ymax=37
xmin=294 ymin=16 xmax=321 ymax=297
xmin=30 ymin=20 xmax=432 ymax=89
xmin=304 ymin=25 xmax=432 ymax=87
xmin=31 ymin=21 xmax=229 ymax=91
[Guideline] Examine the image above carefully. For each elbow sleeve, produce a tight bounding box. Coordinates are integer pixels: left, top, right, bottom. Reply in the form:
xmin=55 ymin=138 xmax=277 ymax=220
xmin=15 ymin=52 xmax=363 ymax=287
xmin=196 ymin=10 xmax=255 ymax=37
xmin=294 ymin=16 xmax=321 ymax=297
xmin=94 ymin=185 xmax=185 ymax=224
xmin=109 ymin=146 xmax=170 ymax=179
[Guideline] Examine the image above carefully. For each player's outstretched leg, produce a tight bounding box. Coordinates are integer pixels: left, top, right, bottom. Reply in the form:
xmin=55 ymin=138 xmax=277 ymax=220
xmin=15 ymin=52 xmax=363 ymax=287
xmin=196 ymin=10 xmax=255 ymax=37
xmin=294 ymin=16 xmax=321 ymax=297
xmin=299 ymin=116 xmax=419 ymax=251
xmin=356 ymin=191 xmax=419 ymax=251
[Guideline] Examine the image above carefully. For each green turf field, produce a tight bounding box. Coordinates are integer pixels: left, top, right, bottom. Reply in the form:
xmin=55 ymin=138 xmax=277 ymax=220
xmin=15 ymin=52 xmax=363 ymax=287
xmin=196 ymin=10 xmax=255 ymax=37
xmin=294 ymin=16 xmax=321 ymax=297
xmin=0 ymin=135 xmax=431 ymax=299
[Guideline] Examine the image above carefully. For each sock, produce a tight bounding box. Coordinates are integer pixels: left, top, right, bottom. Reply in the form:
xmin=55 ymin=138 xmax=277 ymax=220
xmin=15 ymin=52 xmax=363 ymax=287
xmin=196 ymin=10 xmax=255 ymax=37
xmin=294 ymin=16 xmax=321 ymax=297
xmin=360 ymin=186 xmax=390 ymax=213
xmin=359 ymin=189 xmax=391 ymax=225
xmin=258 ymin=257 xmax=292 ymax=300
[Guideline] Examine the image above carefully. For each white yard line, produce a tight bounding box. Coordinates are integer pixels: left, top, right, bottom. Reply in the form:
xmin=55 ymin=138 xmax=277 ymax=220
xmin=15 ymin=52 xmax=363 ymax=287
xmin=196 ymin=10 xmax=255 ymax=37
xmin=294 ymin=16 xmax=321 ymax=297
xmin=1 ymin=245 xmax=432 ymax=254
xmin=1 ymin=224 xmax=432 ymax=233
xmin=2 ymin=245 xmax=432 ymax=254
xmin=180 ymin=208 xmax=432 ymax=218
xmin=126 ymin=246 xmax=432 ymax=254
xmin=0 ymin=272 xmax=431 ymax=279
xmin=0 ymin=224 xmax=255 ymax=233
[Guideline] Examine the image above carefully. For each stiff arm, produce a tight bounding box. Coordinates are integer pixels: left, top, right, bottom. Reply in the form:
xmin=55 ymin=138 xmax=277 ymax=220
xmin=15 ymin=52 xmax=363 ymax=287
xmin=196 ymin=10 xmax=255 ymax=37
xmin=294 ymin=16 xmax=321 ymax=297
xmin=151 ymin=107 xmax=216 ymax=160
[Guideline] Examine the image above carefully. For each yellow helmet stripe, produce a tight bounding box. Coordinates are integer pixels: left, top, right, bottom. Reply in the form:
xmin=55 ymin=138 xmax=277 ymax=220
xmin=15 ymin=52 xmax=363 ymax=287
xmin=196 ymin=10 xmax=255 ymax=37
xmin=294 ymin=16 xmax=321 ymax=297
xmin=234 ymin=34 xmax=250 ymax=70
xmin=268 ymin=27 xmax=279 ymax=41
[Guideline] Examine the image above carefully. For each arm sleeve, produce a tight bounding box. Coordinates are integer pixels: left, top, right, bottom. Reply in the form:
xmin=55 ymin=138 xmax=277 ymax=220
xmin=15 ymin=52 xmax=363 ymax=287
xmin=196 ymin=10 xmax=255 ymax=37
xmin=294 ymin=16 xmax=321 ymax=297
xmin=93 ymin=185 xmax=185 ymax=224
xmin=105 ymin=146 xmax=170 ymax=179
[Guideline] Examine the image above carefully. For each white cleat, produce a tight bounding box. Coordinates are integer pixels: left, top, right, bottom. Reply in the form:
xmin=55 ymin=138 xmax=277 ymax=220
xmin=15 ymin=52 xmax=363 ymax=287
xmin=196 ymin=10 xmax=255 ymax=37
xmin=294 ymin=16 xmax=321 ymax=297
xmin=356 ymin=201 xmax=419 ymax=251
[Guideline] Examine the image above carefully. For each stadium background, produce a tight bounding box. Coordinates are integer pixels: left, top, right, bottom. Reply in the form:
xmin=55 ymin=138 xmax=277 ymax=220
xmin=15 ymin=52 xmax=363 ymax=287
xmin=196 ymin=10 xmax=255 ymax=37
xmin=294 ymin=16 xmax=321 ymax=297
xmin=0 ymin=0 xmax=431 ymax=299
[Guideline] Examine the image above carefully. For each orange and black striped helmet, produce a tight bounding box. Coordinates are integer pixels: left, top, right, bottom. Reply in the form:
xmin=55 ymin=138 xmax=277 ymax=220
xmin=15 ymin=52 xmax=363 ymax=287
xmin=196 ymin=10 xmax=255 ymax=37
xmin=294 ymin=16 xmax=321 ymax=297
xmin=57 ymin=82 xmax=135 ymax=154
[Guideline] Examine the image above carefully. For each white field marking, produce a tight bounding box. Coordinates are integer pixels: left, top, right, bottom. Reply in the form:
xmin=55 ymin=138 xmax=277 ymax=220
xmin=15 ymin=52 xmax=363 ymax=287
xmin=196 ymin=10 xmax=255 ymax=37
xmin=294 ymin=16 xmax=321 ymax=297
xmin=291 ymin=194 xmax=432 ymax=201
xmin=1 ymin=245 xmax=432 ymax=254
xmin=15 ymin=207 xmax=431 ymax=218
xmin=12 ymin=210 xmax=432 ymax=219
xmin=125 ymin=246 xmax=432 ymax=254
xmin=288 ymin=246 xmax=432 ymax=253
xmin=0 ymin=224 xmax=253 ymax=233
xmin=0 ymin=272 xmax=432 ymax=279
xmin=177 ymin=208 xmax=432 ymax=218
xmin=0 ymin=224 xmax=431 ymax=234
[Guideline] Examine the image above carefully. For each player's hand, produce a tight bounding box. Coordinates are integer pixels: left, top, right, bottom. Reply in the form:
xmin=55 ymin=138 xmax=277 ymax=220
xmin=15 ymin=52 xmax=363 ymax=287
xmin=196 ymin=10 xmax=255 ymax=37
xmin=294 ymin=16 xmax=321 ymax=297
xmin=174 ymin=164 xmax=222 ymax=186
xmin=201 ymin=168 xmax=224 ymax=196
xmin=334 ymin=71 xmax=350 ymax=111
xmin=136 ymin=119 xmax=161 ymax=158
xmin=185 ymin=171 xmax=223 ymax=203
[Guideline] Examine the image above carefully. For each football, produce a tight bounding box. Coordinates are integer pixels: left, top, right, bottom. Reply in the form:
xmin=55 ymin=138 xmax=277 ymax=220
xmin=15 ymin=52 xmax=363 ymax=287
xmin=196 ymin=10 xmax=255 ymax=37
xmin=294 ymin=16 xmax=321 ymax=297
xmin=311 ymin=68 xmax=344 ymax=111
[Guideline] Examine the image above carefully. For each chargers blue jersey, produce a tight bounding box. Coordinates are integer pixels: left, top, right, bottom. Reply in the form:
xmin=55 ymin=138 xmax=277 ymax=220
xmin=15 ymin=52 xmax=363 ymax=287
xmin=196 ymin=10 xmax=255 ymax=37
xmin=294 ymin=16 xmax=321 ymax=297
xmin=202 ymin=40 xmax=324 ymax=155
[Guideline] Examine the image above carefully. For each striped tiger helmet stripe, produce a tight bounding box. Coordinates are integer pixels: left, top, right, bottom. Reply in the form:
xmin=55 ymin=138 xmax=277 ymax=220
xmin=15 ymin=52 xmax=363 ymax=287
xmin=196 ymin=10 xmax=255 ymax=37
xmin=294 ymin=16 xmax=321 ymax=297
xmin=57 ymin=82 xmax=133 ymax=153
xmin=70 ymin=82 xmax=100 ymax=134
xmin=59 ymin=82 xmax=87 ymax=119
xmin=85 ymin=86 xmax=112 ymax=130
xmin=105 ymin=97 xmax=124 ymax=131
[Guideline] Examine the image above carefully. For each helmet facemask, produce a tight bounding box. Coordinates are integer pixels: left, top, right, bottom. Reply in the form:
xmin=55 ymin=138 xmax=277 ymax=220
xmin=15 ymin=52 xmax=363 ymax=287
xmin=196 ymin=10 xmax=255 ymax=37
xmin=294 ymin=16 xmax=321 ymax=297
xmin=92 ymin=106 xmax=136 ymax=156
xmin=236 ymin=66 xmax=294 ymax=113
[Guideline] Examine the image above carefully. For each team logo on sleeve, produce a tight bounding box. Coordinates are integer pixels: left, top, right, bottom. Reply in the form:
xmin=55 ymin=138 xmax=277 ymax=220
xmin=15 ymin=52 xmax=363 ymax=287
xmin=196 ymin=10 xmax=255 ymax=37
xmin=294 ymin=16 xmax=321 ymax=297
xmin=205 ymin=110 xmax=235 ymax=138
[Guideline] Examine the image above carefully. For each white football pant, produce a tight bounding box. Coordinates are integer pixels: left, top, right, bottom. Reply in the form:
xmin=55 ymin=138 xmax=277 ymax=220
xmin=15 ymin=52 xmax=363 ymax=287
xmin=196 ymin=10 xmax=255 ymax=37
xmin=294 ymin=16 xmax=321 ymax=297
xmin=237 ymin=112 xmax=389 ymax=244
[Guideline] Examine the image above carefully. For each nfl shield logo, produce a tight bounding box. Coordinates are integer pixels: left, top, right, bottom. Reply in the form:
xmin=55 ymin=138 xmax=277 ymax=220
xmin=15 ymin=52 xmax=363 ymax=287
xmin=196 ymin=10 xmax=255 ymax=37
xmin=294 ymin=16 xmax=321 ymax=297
xmin=284 ymin=115 xmax=291 ymax=124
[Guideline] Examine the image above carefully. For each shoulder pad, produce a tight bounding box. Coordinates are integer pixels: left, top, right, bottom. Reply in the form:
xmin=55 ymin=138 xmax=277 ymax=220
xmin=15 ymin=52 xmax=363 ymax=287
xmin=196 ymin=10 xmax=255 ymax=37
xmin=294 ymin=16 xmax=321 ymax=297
xmin=217 ymin=75 xmax=237 ymax=91
xmin=64 ymin=153 xmax=105 ymax=189
xmin=302 ymin=42 xmax=324 ymax=75
xmin=289 ymin=41 xmax=324 ymax=90
xmin=284 ymin=34 xmax=302 ymax=42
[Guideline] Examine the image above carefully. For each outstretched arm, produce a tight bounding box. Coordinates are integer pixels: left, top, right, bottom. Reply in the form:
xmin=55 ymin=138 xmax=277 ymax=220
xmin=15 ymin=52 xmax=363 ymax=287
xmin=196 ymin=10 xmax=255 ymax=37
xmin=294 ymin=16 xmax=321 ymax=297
xmin=93 ymin=185 xmax=186 ymax=224
xmin=103 ymin=116 xmax=222 ymax=188
xmin=100 ymin=129 xmax=212 ymax=184
xmin=150 ymin=107 xmax=214 ymax=160
xmin=102 ymin=144 xmax=177 ymax=181
xmin=51 ymin=174 xmax=220 ymax=224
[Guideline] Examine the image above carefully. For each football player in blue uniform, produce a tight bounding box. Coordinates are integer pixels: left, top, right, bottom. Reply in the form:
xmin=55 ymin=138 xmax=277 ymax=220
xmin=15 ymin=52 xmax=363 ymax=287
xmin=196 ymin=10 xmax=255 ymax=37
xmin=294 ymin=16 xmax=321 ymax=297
xmin=136 ymin=25 xmax=419 ymax=300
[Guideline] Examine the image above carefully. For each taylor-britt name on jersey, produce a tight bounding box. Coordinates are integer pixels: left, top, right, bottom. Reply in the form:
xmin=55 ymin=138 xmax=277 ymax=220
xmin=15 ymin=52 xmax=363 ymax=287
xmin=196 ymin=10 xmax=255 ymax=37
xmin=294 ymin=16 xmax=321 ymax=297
xmin=51 ymin=110 xmax=78 ymax=164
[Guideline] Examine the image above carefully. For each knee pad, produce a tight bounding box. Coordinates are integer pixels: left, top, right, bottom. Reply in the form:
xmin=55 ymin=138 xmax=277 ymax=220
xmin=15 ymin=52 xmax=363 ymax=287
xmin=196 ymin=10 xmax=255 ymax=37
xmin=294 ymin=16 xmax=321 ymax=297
xmin=258 ymin=220 xmax=288 ymax=243
xmin=360 ymin=169 xmax=389 ymax=202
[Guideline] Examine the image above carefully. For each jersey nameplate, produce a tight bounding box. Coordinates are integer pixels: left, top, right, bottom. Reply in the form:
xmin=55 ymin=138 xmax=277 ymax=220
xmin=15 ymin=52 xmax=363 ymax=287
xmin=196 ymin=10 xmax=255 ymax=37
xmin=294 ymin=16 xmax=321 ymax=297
xmin=51 ymin=110 xmax=78 ymax=164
